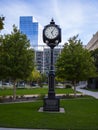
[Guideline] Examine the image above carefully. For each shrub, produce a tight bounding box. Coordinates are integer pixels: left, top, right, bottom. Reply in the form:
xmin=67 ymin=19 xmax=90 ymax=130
xmin=66 ymin=85 xmax=72 ymax=88
xmin=38 ymin=94 xmax=45 ymax=100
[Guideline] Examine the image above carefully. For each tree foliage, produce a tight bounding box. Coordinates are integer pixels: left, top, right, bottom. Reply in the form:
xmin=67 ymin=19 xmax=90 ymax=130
xmin=90 ymin=48 xmax=98 ymax=72
xmin=28 ymin=68 xmax=41 ymax=82
xmin=0 ymin=16 xmax=5 ymax=30
xmin=0 ymin=25 xmax=35 ymax=99
xmin=56 ymin=35 xmax=96 ymax=95
xmin=28 ymin=69 xmax=47 ymax=87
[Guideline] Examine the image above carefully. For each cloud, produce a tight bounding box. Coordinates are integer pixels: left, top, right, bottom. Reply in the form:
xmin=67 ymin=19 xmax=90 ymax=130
xmin=0 ymin=0 xmax=34 ymax=33
xmin=52 ymin=0 xmax=85 ymax=44
xmin=53 ymin=0 xmax=84 ymax=27
xmin=0 ymin=0 xmax=98 ymax=45
xmin=52 ymin=0 xmax=98 ymax=44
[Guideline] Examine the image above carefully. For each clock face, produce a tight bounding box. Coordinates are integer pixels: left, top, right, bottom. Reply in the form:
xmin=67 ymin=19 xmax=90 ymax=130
xmin=44 ymin=26 xmax=59 ymax=39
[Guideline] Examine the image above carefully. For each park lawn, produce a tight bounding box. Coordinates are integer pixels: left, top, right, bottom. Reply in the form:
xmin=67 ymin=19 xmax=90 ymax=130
xmin=85 ymin=88 xmax=98 ymax=92
xmin=0 ymin=98 xmax=98 ymax=130
xmin=0 ymin=88 xmax=75 ymax=96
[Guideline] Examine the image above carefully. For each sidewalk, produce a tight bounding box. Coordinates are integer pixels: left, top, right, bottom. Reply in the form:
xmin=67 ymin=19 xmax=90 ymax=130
xmin=76 ymin=85 xmax=98 ymax=99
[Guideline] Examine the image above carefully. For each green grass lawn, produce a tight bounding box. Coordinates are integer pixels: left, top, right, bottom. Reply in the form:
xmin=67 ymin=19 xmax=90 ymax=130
xmin=0 ymin=98 xmax=98 ymax=130
xmin=0 ymin=88 xmax=75 ymax=96
xmin=85 ymin=88 xmax=98 ymax=92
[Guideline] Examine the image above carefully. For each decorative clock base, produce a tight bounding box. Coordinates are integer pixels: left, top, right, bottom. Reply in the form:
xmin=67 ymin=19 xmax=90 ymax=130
xmin=43 ymin=97 xmax=60 ymax=111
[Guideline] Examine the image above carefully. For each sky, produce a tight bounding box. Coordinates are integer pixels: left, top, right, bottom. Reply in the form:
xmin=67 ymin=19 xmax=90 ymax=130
xmin=0 ymin=0 xmax=98 ymax=45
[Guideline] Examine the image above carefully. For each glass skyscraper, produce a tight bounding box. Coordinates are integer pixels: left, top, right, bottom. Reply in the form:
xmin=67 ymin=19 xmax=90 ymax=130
xmin=19 ymin=16 xmax=38 ymax=47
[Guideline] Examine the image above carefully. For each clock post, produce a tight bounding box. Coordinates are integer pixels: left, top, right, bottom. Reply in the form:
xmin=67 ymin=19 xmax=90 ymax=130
xmin=43 ymin=19 xmax=61 ymax=111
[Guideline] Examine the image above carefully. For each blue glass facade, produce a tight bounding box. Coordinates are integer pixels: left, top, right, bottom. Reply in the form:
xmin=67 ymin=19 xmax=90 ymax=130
xmin=19 ymin=16 xmax=38 ymax=47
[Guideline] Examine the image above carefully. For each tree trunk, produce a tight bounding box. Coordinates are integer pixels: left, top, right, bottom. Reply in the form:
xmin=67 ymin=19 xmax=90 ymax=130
xmin=13 ymin=80 xmax=16 ymax=100
xmin=73 ymin=81 xmax=77 ymax=97
xmin=2 ymin=80 xmax=5 ymax=89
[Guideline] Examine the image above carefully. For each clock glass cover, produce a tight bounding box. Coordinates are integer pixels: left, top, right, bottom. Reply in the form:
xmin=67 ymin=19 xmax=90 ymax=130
xmin=45 ymin=26 xmax=59 ymax=39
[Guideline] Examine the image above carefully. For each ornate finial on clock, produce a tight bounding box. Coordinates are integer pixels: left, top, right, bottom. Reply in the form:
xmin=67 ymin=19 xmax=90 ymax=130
xmin=50 ymin=18 xmax=55 ymax=24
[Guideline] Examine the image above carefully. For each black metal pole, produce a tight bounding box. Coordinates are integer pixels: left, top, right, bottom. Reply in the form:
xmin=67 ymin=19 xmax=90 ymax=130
xmin=48 ymin=47 xmax=55 ymax=99
xmin=50 ymin=47 xmax=54 ymax=70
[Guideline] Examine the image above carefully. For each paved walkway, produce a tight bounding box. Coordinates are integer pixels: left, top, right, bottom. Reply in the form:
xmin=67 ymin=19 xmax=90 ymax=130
xmin=76 ymin=85 xmax=98 ymax=99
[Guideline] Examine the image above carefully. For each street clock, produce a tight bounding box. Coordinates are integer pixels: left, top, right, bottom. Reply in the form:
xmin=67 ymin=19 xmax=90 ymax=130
xmin=43 ymin=19 xmax=61 ymax=47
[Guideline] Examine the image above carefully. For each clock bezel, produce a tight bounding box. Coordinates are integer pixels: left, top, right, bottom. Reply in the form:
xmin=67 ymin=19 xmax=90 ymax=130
xmin=43 ymin=19 xmax=61 ymax=47
xmin=44 ymin=25 xmax=59 ymax=40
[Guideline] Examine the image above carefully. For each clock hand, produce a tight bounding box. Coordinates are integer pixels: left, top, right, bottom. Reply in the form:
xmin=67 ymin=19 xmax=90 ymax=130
xmin=51 ymin=28 xmax=55 ymax=34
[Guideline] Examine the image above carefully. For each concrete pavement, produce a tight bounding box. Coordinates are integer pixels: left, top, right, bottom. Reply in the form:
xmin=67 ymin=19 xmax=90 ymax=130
xmin=76 ymin=85 xmax=98 ymax=99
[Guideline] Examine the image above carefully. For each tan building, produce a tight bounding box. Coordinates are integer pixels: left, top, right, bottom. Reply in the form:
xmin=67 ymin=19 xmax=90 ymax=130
xmin=86 ymin=31 xmax=98 ymax=51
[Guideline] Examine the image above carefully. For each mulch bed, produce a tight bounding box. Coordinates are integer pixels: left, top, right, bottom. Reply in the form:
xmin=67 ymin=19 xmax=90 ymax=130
xmin=0 ymin=96 xmax=38 ymax=103
xmin=0 ymin=94 xmax=84 ymax=103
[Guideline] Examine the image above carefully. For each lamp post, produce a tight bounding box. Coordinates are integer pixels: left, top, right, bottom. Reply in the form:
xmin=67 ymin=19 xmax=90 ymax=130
xmin=43 ymin=19 xmax=61 ymax=111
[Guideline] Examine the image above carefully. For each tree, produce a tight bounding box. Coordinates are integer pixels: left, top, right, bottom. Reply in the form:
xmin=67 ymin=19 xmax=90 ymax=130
xmin=28 ymin=68 xmax=41 ymax=84
xmin=0 ymin=16 xmax=5 ymax=30
xmin=56 ymin=35 xmax=96 ymax=96
xmin=28 ymin=69 xmax=47 ymax=87
xmin=90 ymin=48 xmax=98 ymax=72
xmin=0 ymin=25 xmax=35 ymax=100
xmin=38 ymin=73 xmax=48 ymax=87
